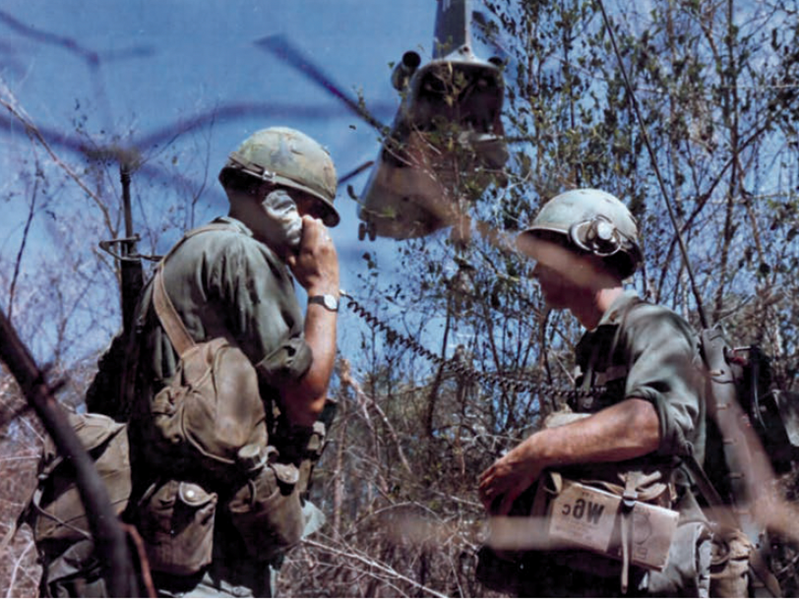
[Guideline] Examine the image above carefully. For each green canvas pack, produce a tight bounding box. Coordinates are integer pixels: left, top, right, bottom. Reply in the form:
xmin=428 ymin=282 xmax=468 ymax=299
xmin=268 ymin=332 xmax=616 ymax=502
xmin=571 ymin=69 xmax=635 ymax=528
xmin=31 ymin=412 xmax=132 ymax=555
xmin=143 ymin=252 xmax=268 ymax=478
xmin=22 ymin=412 xmax=133 ymax=597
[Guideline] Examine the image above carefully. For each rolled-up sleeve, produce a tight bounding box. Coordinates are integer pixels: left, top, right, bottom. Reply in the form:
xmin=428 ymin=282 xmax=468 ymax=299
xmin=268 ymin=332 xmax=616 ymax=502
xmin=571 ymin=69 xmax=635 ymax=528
xmin=621 ymin=305 xmax=704 ymax=458
xmin=255 ymin=337 xmax=313 ymax=389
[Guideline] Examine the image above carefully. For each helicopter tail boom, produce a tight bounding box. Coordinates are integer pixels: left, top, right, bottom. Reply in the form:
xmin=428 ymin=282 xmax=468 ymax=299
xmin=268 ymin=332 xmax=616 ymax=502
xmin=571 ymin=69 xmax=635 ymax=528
xmin=434 ymin=0 xmax=472 ymax=59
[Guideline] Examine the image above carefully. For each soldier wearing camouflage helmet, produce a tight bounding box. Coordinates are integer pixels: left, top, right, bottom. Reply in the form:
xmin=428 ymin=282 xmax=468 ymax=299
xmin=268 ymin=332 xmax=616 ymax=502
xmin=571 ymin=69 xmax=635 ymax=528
xmin=478 ymin=189 xmax=710 ymax=596
xmin=121 ymin=126 xmax=341 ymax=598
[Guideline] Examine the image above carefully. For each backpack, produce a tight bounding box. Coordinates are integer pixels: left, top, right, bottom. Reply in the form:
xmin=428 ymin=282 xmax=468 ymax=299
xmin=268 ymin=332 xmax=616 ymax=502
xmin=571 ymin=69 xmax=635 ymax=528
xmin=701 ymin=327 xmax=799 ymax=496
xmin=695 ymin=325 xmax=794 ymax=597
xmin=22 ymin=412 xmax=134 ymax=597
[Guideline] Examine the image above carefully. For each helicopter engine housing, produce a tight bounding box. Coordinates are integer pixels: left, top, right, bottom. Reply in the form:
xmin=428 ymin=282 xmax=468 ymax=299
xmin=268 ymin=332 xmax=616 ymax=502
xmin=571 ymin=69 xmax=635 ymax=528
xmin=391 ymin=51 xmax=422 ymax=91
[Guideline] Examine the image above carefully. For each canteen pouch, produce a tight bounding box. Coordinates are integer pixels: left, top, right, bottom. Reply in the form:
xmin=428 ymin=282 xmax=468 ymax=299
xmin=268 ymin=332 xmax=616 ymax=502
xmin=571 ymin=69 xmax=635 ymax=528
xmin=136 ymin=479 xmax=218 ymax=576
xmin=709 ymin=527 xmax=752 ymax=598
xmin=227 ymin=456 xmax=304 ymax=563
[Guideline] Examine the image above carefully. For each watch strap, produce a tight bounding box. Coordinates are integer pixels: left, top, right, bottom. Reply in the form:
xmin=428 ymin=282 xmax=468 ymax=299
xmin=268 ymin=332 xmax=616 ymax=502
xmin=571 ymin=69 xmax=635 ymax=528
xmin=308 ymin=294 xmax=339 ymax=312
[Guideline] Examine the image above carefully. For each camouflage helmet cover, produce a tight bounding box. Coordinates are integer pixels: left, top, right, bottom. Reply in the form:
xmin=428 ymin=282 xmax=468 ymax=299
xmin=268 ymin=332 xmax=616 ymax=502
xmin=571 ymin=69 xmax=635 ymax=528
xmin=221 ymin=127 xmax=340 ymax=227
xmin=518 ymin=188 xmax=643 ymax=278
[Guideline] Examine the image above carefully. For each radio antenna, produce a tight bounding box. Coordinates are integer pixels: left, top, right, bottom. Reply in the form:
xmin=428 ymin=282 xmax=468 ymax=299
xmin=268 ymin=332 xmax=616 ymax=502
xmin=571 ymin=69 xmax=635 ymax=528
xmin=595 ymin=0 xmax=709 ymax=329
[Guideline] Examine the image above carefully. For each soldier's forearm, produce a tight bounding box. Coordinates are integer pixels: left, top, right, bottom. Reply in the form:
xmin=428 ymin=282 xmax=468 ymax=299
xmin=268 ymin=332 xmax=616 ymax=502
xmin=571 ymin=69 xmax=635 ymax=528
xmin=283 ymin=300 xmax=337 ymax=427
xmin=528 ymin=398 xmax=661 ymax=469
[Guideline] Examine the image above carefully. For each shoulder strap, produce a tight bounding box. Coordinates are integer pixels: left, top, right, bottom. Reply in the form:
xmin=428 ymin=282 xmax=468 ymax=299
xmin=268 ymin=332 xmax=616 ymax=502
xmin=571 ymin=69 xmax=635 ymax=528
xmin=152 ymin=267 xmax=195 ymax=356
xmin=151 ymin=222 xmax=241 ymax=356
xmin=580 ymin=296 xmax=646 ymax=394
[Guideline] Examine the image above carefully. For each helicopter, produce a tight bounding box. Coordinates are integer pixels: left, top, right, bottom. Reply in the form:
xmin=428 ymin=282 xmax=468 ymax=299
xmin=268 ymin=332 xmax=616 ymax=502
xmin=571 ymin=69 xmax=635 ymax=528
xmin=258 ymin=0 xmax=509 ymax=242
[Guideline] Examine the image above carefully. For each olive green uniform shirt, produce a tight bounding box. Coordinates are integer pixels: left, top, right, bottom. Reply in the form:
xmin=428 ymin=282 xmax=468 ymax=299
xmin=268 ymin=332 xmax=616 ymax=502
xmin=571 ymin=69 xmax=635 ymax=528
xmin=572 ymin=290 xmax=705 ymax=465
xmin=133 ymin=216 xmax=312 ymax=404
xmin=517 ymin=291 xmax=710 ymax=597
xmin=127 ymin=217 xmax=314 ymax=597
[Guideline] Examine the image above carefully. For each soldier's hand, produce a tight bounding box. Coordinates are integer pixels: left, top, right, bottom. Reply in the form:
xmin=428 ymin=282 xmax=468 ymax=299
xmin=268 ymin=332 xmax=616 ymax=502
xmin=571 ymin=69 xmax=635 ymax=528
xmin=287 ymin=216 xmax=339 ymax=294
xmin=478 ymin=445 xmax=543 ymax=516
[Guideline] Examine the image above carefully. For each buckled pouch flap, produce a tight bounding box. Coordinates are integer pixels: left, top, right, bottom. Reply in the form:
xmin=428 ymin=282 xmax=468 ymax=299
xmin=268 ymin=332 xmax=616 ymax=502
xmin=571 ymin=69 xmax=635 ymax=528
xmin=137 ymin=479 xmax=217 ymax=577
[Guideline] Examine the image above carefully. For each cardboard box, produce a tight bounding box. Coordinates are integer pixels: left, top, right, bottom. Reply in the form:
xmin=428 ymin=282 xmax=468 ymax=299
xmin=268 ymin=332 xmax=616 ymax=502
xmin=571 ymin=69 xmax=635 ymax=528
xmin=546 ymin=479 xmax=679 ymax=571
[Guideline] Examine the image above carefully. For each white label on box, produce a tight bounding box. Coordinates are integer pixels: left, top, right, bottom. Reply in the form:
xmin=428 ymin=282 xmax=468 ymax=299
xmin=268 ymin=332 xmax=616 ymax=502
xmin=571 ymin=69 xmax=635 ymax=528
xmin=548 ymin=481 xmax=621 ymax=553
xmin=547 ymin=479 xmax=680 ymax=571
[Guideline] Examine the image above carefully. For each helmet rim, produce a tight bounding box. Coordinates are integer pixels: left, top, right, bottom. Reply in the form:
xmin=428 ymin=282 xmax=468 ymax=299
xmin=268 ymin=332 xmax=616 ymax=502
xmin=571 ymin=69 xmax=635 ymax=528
xmin=517 ymin=188 xmax=642 ymax=278
xmin=221 ymin=127 xmax=340 ymax=228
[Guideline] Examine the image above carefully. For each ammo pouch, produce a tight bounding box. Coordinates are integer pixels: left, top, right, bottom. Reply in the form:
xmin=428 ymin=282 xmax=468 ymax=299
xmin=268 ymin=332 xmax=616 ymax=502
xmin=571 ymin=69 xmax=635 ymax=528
xmin=228 ymin=445 xmax=305 ymax=563
xmin=136 ymin=479 xmax=218 ymax=576
xmin=224 ymin=409 xmax=335 ymax=564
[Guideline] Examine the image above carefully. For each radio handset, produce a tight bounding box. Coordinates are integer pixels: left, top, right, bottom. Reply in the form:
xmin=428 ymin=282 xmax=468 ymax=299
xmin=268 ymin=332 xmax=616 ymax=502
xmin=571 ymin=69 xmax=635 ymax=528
xmin=261 ymin=189 xmax=303 ymax=253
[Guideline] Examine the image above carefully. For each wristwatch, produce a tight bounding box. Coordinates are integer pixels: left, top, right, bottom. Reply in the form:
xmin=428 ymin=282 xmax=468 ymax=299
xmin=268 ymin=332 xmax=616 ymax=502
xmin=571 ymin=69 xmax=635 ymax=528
xmin=308 ymin=294 xmax=339 ymax=312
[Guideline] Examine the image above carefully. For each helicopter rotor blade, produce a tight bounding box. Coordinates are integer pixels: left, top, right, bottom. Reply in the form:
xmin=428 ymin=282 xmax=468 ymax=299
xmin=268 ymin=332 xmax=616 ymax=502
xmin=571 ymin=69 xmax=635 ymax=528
xmin=338 ymin=160 xmax=374 ymax=187
xmin=134 ymin=101 xmax=368 ymax=151
xmin=502 ymin=135 xmax=538 ymax=145
xmin=255 ymin=34 xmax=387 ymax=135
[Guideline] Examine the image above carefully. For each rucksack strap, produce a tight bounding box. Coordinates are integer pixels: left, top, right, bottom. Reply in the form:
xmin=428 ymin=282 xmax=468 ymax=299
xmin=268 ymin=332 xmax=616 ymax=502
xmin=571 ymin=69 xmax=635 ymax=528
xmin=153 ymin=267 xmax=195 ymax=356
xmin=151 ymin=222 xmax=240 ymax=356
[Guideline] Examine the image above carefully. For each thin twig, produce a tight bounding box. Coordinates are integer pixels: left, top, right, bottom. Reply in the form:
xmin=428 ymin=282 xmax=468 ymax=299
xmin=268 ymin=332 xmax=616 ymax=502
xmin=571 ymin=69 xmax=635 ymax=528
xmin=8 ymin=146 xmax=38 ymax=322
xmin=339 ymin=359 xmax=413 ymax=475
xmin=303 ymin=538 xmax=447 ymax=598
xmin=3 ymin=537 xmax=34 ymax=598
xmin=0 ymin=87 xmax=115 ymax=234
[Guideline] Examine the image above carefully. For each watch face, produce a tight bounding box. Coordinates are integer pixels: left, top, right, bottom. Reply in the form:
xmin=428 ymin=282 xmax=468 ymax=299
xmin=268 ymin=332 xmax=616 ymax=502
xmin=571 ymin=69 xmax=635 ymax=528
xmin=323 ymin=295 xmax=338 ymax=311
xmin=311 ymin=294 xmax=338 ymax=311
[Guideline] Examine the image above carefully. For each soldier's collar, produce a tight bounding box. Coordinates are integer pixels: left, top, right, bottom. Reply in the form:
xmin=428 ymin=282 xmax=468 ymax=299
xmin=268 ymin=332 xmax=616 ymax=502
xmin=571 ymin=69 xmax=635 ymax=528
xmin=214 ymin=215 xmax=254 ymax=237
xmin=594 ymin=290 xmax=642 ymax=328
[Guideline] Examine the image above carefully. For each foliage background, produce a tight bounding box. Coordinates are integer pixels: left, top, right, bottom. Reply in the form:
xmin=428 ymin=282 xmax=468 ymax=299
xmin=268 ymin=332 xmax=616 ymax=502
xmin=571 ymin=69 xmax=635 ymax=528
xmin=2 ymin=0 xmax=799 ymax=596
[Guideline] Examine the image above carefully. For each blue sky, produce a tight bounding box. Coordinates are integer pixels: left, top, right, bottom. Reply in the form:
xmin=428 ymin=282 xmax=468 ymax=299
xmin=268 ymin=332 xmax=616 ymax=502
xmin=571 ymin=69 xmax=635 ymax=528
xmin=1 ymin=0 xmax=520 ymax=368
xmin=0 ymin=0 xmax=456 ymax=295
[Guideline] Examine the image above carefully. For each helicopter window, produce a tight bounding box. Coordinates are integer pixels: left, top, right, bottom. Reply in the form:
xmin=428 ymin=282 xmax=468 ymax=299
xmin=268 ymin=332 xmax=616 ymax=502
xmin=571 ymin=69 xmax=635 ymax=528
xmin=413 ymin=65 xmax=502 ymax=134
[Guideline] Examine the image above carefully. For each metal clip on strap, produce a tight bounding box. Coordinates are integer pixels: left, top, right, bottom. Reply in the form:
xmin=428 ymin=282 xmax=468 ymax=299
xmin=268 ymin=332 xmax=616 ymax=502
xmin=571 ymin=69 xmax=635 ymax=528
xmin=619 ymin=478 xmax=640 ymax=594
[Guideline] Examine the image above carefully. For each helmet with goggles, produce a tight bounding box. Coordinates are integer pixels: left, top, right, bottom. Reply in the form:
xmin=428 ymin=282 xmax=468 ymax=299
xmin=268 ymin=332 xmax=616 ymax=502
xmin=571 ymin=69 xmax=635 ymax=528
xmin=517 ymin=188 xmax=643 ymax=278
xmin=219 ymin=127 xmax=339 ymax=227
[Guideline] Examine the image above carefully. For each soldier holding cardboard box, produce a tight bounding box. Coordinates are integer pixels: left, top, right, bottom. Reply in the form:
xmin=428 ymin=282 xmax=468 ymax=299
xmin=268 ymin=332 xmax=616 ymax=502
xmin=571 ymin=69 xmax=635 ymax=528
xmin=477 ymin=189 xmax=711 ymax=596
